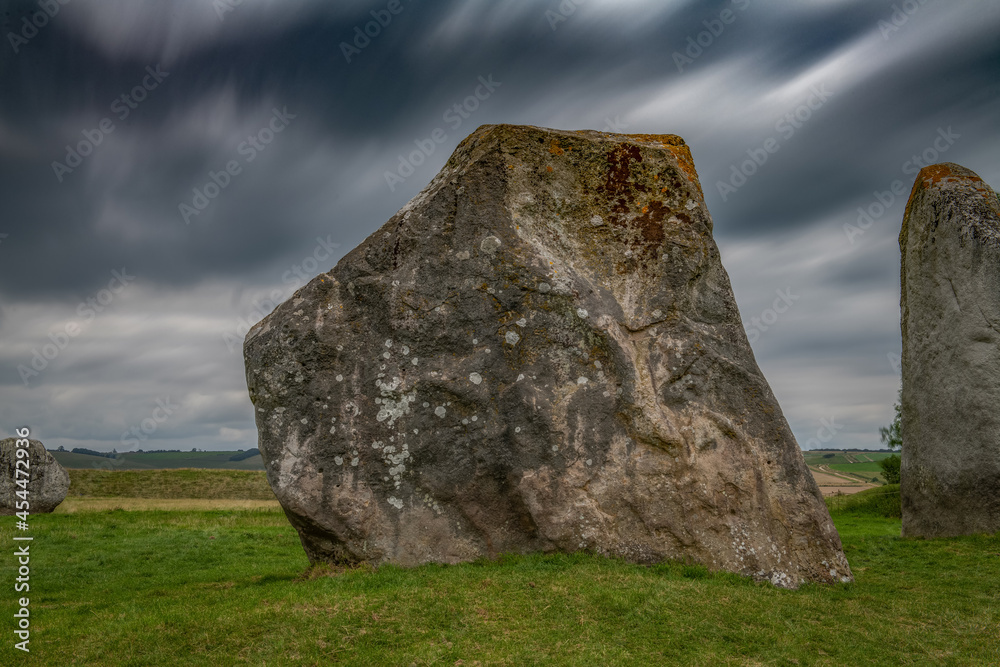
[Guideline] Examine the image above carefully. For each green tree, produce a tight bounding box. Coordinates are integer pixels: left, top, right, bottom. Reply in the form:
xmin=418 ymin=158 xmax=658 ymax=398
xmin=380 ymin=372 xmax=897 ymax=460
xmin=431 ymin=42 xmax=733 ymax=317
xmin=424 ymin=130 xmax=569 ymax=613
xmin=879 ymin=390 xmax=902 ymax=451
xmin=877 ymin=390 xmax=902 ymax=484
xmin=880 ymin=455 xmax=901 ymax=484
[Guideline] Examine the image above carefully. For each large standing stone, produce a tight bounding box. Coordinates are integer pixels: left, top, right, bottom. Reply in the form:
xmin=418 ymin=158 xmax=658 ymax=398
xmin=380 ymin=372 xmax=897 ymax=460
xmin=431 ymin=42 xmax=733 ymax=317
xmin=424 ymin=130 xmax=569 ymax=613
xmin=900 ymin=162 xmax=1000 ymax=537
xmin=244 ymin=124 xmax=851 ymax=587
xmin=0 ymin=438 xmax=70 ymax=514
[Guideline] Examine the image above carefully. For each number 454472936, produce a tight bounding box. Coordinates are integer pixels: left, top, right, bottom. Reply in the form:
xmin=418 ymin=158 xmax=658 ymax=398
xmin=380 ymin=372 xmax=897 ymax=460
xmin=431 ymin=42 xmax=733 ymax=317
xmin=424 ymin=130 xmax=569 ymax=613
xmin=14 ymin=426 xmax=31 ymax=520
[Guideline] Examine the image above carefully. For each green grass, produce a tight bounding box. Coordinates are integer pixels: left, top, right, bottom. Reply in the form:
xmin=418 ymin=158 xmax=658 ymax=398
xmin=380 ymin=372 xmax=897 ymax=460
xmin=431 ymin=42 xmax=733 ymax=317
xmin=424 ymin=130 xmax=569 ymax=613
xmin=66 ymin=468 xmax=275 ymax=500
xmin=2 ymin=485 xmax=998 ymax=665
xmin=825 ymin=484 xmax=902 ymax=519
xmin=51 ymin=450 xmax=265 ymax=471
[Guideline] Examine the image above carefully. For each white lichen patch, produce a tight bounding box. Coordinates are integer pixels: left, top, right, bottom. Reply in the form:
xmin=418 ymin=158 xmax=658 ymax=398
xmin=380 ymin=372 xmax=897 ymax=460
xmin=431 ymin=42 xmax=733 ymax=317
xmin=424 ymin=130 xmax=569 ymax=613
xmin=456 ymin=250 xmax=470 ymax=260
xmin=538 ymin=282 xmax=552 ymax=294
xmin=385 ymin=339 xmax=393 ymax=348
xmin=469 ymin=372 xmax=483 ymax=385
xmin=374 ymin=388 xmax=417 ymax=427
xmin=577 ymin=377 xmax=589 ymax=385
xmin=577 ymin=308 xmax=588 ymax=318
xmin=388 ymin=496 xmax=404 ymax=509
xmin=516 ymin=318 xmax=527 ymax=327
xmin=336 ymin=374 xmax=344 ymax=381
xmin=590 ymin=214 xmax=604 ymax=226
xmin=335 ymin=456 xmax=344 ymax=465
xmin=401 ymin=345 xmax=410 ymax=355
xmin=376 ymin=376 xmax=402 ymax=392
xmin=505 ymin=331 xmax=521 ymax=345
xmin=480 ymin=235 xmax=502 ymax=255
xmin=435 ymin=406 xmax=447 ymax=418
xmin=685 ymin=199 xmax=697 ymax=210
xmin=517 ymin=374 xmax=525 ymax=381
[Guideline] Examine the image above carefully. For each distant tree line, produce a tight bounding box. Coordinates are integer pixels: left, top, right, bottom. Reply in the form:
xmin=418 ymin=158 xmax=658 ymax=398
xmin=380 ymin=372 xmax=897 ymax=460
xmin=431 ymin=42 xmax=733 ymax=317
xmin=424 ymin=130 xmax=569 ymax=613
xmin=71 ymin=447 xmax=117 ymax=458
xmin=229 ymin=448 xmax=260 ymax=461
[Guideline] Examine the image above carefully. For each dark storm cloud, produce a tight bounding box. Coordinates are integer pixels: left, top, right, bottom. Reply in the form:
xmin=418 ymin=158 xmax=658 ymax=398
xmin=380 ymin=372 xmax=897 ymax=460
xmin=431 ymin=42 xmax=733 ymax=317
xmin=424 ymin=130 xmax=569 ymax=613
xmin=1 ymin=0 xmax=998 ymax=451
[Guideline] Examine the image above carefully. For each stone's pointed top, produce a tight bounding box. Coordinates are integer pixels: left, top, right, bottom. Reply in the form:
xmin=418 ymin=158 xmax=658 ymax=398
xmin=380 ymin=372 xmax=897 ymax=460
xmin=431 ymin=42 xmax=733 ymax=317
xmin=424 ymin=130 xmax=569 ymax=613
xmin=902 ymin=162 xmax=1000 ymax=247
xmin=468 ymin=123 xmax=687 ymax=147
xmin=451 ymin=124 xmax=705 ymax=201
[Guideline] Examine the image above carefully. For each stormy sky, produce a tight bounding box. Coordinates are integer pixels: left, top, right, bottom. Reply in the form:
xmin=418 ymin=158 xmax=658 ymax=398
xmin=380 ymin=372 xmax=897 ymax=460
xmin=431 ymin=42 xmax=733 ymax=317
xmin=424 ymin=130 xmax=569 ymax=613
xmin=1 ymin=0 xmax=998 ymax=453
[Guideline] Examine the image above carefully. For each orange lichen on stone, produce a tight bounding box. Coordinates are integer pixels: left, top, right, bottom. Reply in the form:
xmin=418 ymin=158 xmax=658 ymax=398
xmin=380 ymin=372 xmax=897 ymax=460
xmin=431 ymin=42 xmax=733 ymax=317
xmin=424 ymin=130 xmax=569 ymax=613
xmin=921 ymin=163 xmax=958 ymax=187
xmin=663 ymin=143 xmax=704 ymax=200
xmin=549 ymin=140 xmax=565 ymax=156
xmin=546 ymin=166 xmax=553 ymax=172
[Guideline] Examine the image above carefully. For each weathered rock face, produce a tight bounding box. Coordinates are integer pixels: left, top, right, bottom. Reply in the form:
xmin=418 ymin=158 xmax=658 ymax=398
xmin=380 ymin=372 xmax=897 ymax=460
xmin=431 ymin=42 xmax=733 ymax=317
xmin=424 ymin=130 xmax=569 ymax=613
xmin=0 ymin=438 xmax=70 ymax=515
xmin=900 ymin=163 xmax=1000 ymax=538
xmin=244 ymin=124 xmax=851 ymax=587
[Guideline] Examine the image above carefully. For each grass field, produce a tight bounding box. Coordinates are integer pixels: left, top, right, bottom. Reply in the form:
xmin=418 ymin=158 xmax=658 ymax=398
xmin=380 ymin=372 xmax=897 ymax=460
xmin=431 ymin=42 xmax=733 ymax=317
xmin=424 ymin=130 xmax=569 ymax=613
xmin=50 ymin=450 xmax=265 ymax=471
xmin=2 ymin=483 xmax=998 ymax=665
xmin=66 ymin=468 xmax=274 ymax=500
xmin=828 ymin=461 xmax=885 ymax=476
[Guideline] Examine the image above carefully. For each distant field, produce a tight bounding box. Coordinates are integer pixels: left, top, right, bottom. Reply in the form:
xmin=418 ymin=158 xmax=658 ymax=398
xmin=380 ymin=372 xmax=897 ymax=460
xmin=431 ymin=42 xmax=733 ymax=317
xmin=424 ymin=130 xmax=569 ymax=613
xmin=801 ymin=450 xmax=895 ymax=466
xmin=829 ymin=462 xmax=885 ymax=475
xmin=802 ymin=450 xmax=896 ymax=489
xmin=51 ymin=449 xmax=265 ymax=471
xmin=66 ymin=468 xmax=275 ymax=500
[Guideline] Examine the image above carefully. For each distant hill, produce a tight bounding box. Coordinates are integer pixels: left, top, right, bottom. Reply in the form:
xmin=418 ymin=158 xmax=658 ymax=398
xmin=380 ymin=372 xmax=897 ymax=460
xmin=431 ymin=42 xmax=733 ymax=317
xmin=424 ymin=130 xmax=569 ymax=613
xmin=51 ymin=449 xmax=266 ymax=471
